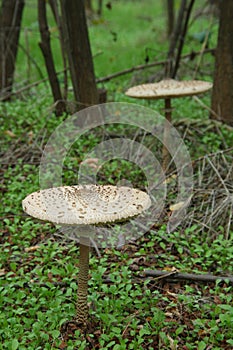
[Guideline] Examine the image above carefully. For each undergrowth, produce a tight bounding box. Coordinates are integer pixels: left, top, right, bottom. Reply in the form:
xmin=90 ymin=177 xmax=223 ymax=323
xmin=0 ymin=1 xmax=233 ymax=349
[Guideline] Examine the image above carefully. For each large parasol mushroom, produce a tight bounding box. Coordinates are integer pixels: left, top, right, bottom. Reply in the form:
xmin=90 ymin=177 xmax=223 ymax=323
xmin=22 ymin=184 xmax=151 ymax=327
xmin=125 ymin=79 xmax=213 ymax=170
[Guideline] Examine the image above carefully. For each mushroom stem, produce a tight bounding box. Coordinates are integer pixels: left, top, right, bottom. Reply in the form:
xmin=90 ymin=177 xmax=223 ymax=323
xmin=76 ymin=236 xmax=90 ymax=325
xmin=162 ymin=97 xmax=172 ymax=172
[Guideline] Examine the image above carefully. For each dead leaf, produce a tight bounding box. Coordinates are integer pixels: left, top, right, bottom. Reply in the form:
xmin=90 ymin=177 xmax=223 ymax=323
xmin=5 ymin=130 xmax=16 ymax=138
xmin=164 ymin=266 xmax=178 ymax=272
xmin=58 ymin=340 xmax=67 ymax=349
xmin=167 ymin=334 xmax=177 ymax=350
xmin=163 ymin=174 xmax=177 ymax=184
xmin=80 ymin=158 xmax=100 ymax=170
xmin=25 ymin=245 xmax=40 ymax=252
xmin=0 ymin=269 xmax=6 ymax=276
xmin=169 ymin=201 xmax=185 ymax=211
xmin=132 ymin=256 xmax=146 ymax=265
xmin=28 ymin=131 xmax=34 ymax=143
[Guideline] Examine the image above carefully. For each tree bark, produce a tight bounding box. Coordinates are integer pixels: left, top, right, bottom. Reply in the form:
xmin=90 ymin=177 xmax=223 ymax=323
xmin=48 ymin=0 xmax=68 ymax=101
xmin=211 ymin=0 xmax=233 ymax=126
xmin=97 ymin=0 xmax=103 ymax=16
xmin=166 ymin=0 xmax=174 ymax=38
xmin=85 ymin=0 xmax=92 ymax=13
xmin=60 ymin=0 xmax=99 ymax=110
xmin=171 ymin=0 xmax=195 ymax=78
xmin=0 ymin=0 xmax=25 ymax=100
xmin=165 ymin=0 xmax=186 ymax=77
xmin=38 ymin=0 xmax=66 ymax=116
xmin=165 ymin=0 xmax=195 ymax=78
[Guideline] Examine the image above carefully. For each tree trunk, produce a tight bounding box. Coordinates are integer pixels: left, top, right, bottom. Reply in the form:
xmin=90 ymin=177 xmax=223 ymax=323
xmin=165 ymin=0 xmax=186 ymax=77
xmin=171 ymin=0 xmax=195 ymax=78
xmin=165 ymin=0 xmax=195 ymax=79
xmin=97 ymin=0 xmax=103 ymax=16
xmin=38 ymin=0 xmax=66 ymax=116
xmin=85 ymin=0 xmax=92 ymax=13
xmin=48 ymin=0 xmax=68 ymax=102
xmin=60 ymin=0 xmax=99 ymax=110
xmin=211 ymin=0 xmax=233 ymax=126
xmin=166 ymin=0 xmax=174 ymax=38
xmin=0 ymin=0 xmax=25 ymax=100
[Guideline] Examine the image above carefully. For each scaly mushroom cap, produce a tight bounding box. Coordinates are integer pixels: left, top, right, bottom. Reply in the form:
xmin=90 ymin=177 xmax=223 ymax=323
xmin=125 ymin=79 xmax=213 ymax=99
xmin=22 ymin=185 xmax=151 ymax=225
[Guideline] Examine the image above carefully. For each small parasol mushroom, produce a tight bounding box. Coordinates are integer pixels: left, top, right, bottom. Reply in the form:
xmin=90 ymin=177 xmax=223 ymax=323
xmin=125 ymin=79 xmax=213 ymax=170
xmin=22 ymin=184 xmax=151 ymax=327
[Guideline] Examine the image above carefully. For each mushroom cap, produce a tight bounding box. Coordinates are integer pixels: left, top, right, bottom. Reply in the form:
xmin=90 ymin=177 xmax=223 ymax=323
xmin=125 ymin=79 xmax=213 ymax=99
xmin=22 ymin=185 xmax=151 ymax=225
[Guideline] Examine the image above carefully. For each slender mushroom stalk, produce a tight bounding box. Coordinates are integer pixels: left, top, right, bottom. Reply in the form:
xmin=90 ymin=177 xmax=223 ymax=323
xmin=22 ymin=185 xmax=151 ymax=325
xmin=162 ymin=97 xmax=172 ymax=171
xmin=76 ymin=236 xmax=90 ymax=325
xmin=125 ymin=79 xmax=213 ymax=173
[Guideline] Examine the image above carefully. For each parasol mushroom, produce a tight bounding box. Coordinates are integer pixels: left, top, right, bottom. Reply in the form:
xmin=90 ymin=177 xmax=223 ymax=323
xmin=125 ymin=79 xmax=213 ymax=170
xmin=22 ymin=184 xmax=151 ymax=327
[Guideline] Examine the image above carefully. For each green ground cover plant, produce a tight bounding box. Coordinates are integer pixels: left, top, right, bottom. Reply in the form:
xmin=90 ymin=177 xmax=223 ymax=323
xmin=1 ymin=1 xmax=233 ymax=349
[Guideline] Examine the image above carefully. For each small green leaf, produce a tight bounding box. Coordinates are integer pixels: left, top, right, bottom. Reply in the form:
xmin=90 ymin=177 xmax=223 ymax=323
xmin=107 ymin=341 xmax=116 ymax=348
xmin=11 ymin=339 xmax=19 ymax=350
xmin=50 ymin=329 xmax=60 ymax=338
xmin=197 ymin=341 xmax=206 ymax=350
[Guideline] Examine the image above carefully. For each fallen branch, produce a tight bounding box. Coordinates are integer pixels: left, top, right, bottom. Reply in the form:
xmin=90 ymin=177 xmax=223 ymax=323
xmin=144 ymin=269 xmax=233 ymax=284
xmin=3 ymin=269 xmax=233 ymax=290
xmin=0 ymin=48 xmax=215 ymax=102
xmin=96 ymin=48 xmax=215 ymax=83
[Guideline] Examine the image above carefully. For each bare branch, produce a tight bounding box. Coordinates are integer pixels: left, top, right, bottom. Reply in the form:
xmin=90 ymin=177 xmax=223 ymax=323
xmin=144 ymin=269 xmax=233 ymax=285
